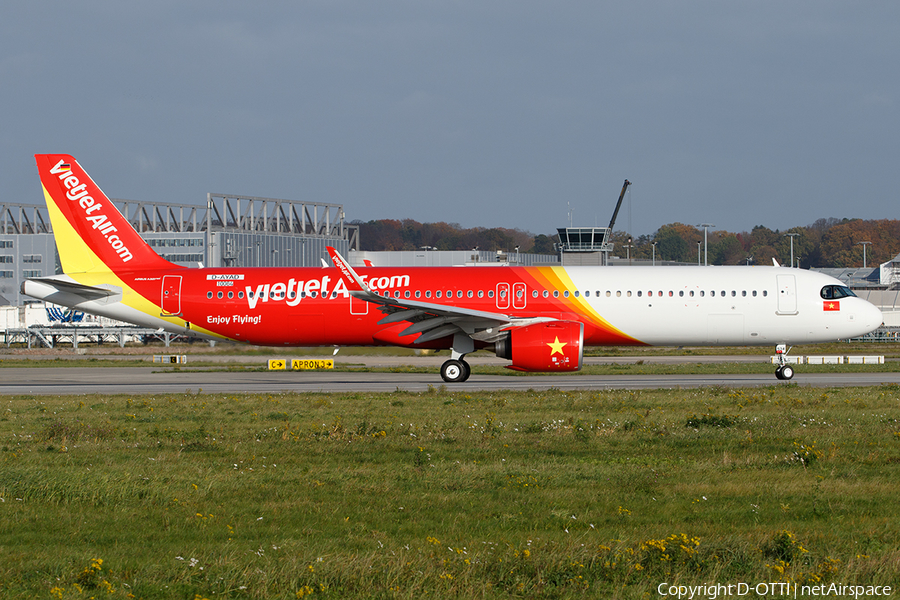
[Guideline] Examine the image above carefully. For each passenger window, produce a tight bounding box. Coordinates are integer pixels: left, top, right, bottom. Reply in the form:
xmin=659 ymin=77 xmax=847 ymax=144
xmin=731 ymin=290 xmax=736 ymax=297
xmin=742 ymin=291 xmax=747 ymax=297
xmin=721 ymin=291 xmax=725 ymax=297
xmin=467 ymin=290 xmax=473 ymax=298
xmin=689 ymin=290 xmax=694 ymax=297
xmin=564 ymin=291 xmax=569 ymax=298
xmin=543 ymin=290 xmax=549 ymax=298
xmin=426 ymin=290 xmax=432 ymax=298
xmin=478 ymin=291 xmax=484 ymax=298
xmin=668 ymin=291 xmax=673 ymax=297
xmin=394 ymin=291 xmax=400 ymax=298
xmin=405 ymin=290 xmax=410 ymax=298
xmin=489 ymin=290 xmax=494 ymax=298
xmin=217 ymin=291 xmax=224 ymax=299
xmin=679 ymin=290 xmax=684 ymax=297
xmin=516 ymin=290 xmax=523 ymax=298
xmin=763 ymin=290 xmax=768 ymax=297
xmin=532 ymin=290 xmax=538 ymax=298
xmin=457 ymin=290 xmax=463 ymax=298
xmin=637 ymin=291 xmax=642 ymax=297
xmin=606 ymin=291 xmax=612 ymax=297
xmin=436 ymin=291 xmax=442 ymax=298
xmin=752 ymin=290 xmax=757 ymax=297
xmin=700 ymin=291 xmax=705 ymax=297
xmin=553 ymin=291 xmax=559 ymax=298
xmin=616 ymin=291 xmax=621 ymax=297
xmin=228 ymin=291 xmax=234 ymax=299
xmin=574 ymin=291 xmax=580 ymax=297
xmin=238 ymin=291 xmax=244 ymax=299
xmin=710 ymin=291 xmax=715 ymax=297
xmin=585 ymin=291 xmax=590 ymax=297
xmin=658 ymin=291 xmax=663 ymax=297
xmin=415 ymin=291 xmax=421 ymax=298
xmin=207 ymin=291 xmax=213 ymax=299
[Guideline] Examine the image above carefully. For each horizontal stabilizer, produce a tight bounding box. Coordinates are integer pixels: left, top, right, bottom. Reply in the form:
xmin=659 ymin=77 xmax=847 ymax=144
xmin=24 ymin=277 xmax=117 ymax=299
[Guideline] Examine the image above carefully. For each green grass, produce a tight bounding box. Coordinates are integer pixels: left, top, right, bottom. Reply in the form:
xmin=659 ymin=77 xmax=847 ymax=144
xmin=2 ymin=386 xmax=900 ymax=598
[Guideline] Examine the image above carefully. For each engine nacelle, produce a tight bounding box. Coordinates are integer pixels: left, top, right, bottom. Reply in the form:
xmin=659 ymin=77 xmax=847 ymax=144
xmin=495 ymin=321 xmax=584 ymax=372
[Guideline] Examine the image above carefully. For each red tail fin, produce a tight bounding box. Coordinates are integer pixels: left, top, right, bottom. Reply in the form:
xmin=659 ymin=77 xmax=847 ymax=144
xmin=35 ymin=154 xmax=177 ymax=274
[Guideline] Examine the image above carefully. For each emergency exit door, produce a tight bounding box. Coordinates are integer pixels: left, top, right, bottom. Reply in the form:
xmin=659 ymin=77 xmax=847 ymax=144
xmin=161 ymin=275 xmax=182 ymax=316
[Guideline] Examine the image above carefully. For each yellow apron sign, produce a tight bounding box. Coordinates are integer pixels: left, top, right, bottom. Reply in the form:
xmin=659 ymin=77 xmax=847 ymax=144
xmin=291 ymin=359 xmax=334 ymax=370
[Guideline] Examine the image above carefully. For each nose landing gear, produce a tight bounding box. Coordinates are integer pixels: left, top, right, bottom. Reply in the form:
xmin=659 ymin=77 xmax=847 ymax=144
xmin=774 ymin=344 xmax=794 ymax=380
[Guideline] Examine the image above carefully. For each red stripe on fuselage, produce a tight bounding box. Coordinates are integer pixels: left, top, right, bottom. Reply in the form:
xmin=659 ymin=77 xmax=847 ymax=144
xmin=145 ymin=265 xmax=642 ymax=347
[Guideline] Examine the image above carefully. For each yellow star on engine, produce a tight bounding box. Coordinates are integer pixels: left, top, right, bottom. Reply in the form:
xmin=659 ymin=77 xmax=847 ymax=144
xmin=547 ymin=336 xmax=567 ymax=356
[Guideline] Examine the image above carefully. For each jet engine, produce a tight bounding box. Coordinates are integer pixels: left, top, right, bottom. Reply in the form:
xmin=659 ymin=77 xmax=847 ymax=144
xmin=495 ymin=321 xmax=584 ymax=372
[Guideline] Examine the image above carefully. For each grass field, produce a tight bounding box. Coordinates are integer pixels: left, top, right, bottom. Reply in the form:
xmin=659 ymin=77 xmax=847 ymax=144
xmin=2 ymin=385 xmax=900 ymax=599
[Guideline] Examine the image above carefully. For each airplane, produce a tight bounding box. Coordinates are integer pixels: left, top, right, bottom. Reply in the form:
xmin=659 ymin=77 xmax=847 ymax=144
xmin=24 ymin=154 xmax=884 ymax=382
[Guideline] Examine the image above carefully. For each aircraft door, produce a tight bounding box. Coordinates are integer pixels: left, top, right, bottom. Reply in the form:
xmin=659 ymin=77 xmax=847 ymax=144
xmin=513 ymin=282 xmax=527 ymax=309
xmin=496 ymin=282 xmax=510 ymax=310
xmin=161 ymin=275 xmax=182 ymax=316
xmin=350 ymin=294 xmax=368 ymax=315
xmin=776 ymin=274 xmax=798 ymax=315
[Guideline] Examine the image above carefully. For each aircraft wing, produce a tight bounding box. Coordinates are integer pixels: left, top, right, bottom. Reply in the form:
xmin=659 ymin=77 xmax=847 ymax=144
xmin=327 ymin=247 xmax=552 ymax=343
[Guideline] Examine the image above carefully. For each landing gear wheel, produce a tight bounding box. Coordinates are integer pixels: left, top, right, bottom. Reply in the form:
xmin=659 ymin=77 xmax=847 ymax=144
xmin=441 ymin=359 xmax=466 ymax=383
xmin=459 ymin=360 xmax=471 ymax=382
xmin=775 ymin=365 xmax=795 ymax=380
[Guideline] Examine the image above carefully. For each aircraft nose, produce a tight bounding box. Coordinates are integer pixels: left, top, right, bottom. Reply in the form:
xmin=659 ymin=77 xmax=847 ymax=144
xmin=864 ymin=301 xmax=884 ymax=331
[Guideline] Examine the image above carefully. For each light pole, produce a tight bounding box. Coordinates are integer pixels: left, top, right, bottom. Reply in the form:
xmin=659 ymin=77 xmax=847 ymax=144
xmin=784 ymin=233 xmax=799 ymax=268
xmin=515 ymin=245 xmax=520 ymax=264
xmin=651 ymin=241 xmax=658 ymax=266
xmin=624 ymin=237 xmax=633 ymax=265
xmin=697 ymin=241 xmax=701 ymax=266
xmin=857 ymin=241 xmax=872 ymax=268
xmin=698 ymin=223 xmax=715 ymax=266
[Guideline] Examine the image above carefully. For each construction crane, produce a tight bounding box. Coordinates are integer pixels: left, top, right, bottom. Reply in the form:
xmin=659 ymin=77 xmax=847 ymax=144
xmin=606 ymin=179 xmax=631 ymax=232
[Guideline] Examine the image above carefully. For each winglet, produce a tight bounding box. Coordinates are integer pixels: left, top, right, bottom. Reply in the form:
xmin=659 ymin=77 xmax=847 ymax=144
xmin=327 ymin=246 xmax=369 ymax=293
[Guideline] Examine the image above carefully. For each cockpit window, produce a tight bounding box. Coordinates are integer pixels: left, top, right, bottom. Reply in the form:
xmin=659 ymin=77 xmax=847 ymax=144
xmin=820 ymin=285 xmax=856 ymax=300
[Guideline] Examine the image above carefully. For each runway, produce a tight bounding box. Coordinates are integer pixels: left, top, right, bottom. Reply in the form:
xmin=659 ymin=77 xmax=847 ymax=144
xmin=2 ymin=365 xmax=899 ymax=395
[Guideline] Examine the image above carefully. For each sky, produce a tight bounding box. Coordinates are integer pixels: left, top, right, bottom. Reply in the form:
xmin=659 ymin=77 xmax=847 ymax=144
xmin=2 ymin=1 xmax=898 ymax=237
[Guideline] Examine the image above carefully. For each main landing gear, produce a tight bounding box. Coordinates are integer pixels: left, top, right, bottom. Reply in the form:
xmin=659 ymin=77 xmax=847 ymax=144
xmin=440 ymin=333 xmax=474 ymax=383
xmin=774 ymin=344 xmax=794 ymax=380
xmin=440 ymin=358 xmax=471 ymax=383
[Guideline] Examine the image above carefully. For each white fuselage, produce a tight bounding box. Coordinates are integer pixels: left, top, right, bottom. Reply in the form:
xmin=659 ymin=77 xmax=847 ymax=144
xmin=564 ymin=266 xmax=882 ymax=346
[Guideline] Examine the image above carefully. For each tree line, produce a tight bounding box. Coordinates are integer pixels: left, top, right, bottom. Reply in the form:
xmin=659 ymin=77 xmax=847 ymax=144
xmin=352 ymin=218 xmax=900 ymax=268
